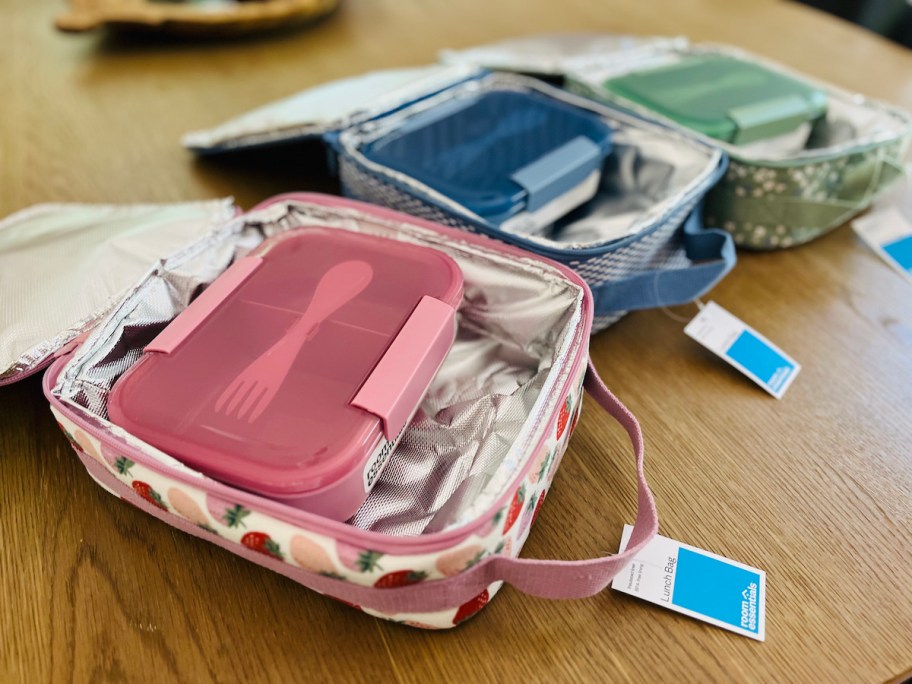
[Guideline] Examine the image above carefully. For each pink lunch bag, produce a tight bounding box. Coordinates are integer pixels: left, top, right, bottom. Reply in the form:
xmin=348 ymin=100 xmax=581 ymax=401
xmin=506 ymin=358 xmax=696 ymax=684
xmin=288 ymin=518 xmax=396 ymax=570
xmin=1 ymin=193 xmax=658 ymax=629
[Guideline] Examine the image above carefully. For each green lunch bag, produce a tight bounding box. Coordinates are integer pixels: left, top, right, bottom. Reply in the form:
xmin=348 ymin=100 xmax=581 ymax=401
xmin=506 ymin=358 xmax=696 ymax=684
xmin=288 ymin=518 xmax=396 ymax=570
xmin=442 ymin=34 xmax=912 ymax=250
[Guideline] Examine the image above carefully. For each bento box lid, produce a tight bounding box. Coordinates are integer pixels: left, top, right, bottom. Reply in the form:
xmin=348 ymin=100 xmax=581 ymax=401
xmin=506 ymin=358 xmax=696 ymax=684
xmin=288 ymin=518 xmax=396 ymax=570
xmin=106 ymin=227 xmax=463 ymax=515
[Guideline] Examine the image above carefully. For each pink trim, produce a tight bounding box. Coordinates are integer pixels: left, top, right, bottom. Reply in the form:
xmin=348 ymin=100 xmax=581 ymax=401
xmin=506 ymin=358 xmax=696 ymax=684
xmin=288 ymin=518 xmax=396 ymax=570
xmin=73 ymin=359 xmax=657 ymax=614
xmin=43 ymin=193 xmax=594 ymax=555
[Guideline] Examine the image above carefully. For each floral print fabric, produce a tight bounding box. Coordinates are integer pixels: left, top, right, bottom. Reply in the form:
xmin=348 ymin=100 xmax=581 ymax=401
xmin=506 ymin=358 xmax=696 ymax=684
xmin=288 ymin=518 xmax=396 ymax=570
xmin=705 ymin=141 xmax=907 ymax=249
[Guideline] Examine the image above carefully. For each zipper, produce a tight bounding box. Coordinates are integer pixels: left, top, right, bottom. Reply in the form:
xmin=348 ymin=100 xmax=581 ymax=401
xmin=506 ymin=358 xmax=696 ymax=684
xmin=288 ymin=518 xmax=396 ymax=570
xmin=0 ymin=333 xmax=89 ymax=387
xmin=0 ymin=359 xmax=53 ymax=387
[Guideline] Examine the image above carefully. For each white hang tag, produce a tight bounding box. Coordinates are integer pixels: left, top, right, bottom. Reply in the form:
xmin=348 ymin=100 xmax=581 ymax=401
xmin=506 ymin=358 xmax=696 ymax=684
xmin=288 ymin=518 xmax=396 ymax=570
xmin=684 ymin=301 xmax=800 ymax=399
xmin=613 ymin=525 xmax=766 ymax=641
xmin=852 ymin=207 xmax=912 ymax=284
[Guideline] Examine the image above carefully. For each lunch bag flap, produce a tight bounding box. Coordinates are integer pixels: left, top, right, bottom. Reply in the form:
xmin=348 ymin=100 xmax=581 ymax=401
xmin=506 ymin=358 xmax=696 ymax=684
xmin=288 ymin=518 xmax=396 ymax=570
xmin=182 ymin=64 xmax=480 ymax=155
xmin=439 ymin=32 xmax=685 ymax=79
xmin=0 ymin=199 xmax=237 ymax=386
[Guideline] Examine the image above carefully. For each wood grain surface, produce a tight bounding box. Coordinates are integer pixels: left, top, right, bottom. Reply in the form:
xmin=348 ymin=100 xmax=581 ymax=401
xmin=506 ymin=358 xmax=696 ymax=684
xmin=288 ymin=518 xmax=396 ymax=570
xmin=3 ymin=1 xmax=912 ymax=682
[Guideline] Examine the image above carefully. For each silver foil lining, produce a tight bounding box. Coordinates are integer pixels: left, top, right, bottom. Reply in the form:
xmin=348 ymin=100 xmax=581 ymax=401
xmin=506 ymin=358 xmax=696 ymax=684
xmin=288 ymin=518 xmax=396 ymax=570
xmin=53 ymin=199 xmax=585 ymax=536
xmin=0 ymin=200 xmax=238 ymax=385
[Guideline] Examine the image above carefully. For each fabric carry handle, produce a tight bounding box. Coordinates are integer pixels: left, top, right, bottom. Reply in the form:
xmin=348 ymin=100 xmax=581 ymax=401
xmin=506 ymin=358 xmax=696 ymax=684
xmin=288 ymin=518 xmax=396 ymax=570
xmin=476 ymin=358 xmax=659 ymax=599
xmin=589 ymin=206 xmax=736 ymax=316
xmin=85 ymin=359 xmax=658 ymax=614
xmin=292 ymin=358 xmax=656 ymax=611
xmin=314 ymin=358 xmax=658 ymax=610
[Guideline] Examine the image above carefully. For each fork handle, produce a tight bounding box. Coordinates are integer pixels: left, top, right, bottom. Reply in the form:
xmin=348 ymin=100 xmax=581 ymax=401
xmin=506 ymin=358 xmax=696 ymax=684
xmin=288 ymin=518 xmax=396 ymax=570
xmin=284 ymin=260 xmax=374 ymax=346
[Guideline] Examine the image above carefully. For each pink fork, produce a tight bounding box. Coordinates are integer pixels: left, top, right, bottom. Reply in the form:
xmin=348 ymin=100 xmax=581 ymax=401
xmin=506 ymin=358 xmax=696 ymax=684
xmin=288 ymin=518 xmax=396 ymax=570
xmin=214 ymin=260 xmax=374 ymax=423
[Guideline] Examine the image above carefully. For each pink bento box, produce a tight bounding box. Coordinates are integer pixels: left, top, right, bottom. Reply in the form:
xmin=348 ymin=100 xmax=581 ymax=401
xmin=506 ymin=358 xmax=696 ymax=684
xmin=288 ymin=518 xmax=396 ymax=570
xmin=108 ymin=228 xmax=463 ymax=521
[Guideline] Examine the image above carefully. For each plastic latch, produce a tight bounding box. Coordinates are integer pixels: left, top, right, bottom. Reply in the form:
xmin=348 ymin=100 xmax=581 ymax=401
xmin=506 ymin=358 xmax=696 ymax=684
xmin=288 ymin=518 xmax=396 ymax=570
xmin=351 ymin=295 xmax=456 ymax=440
xmin=728 ymin=95 xmax=814 ymax=145
xmin=511 ymin=136 xmax=603 ymax=212
xmin=144 ymin=256 xmax=263 ymax=355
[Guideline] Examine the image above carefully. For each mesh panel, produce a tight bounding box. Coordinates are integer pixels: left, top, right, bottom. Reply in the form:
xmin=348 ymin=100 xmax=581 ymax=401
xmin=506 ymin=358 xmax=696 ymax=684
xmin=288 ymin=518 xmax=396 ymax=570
xmin=338 ymin=150 xmax=701 ymax=332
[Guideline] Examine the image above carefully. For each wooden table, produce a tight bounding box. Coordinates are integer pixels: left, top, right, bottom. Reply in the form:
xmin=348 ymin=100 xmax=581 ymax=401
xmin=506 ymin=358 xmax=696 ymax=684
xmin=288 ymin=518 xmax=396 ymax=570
xmin=3 ymin=1 xmax=912 ymax=681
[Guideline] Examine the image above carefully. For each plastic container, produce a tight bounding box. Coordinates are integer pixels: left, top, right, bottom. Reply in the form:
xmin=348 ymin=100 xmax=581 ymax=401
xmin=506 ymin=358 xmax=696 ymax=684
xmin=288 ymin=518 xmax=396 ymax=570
xmin=601 ymin=54 xmax=828 ymax=145
xmin=108 ymin=227 xmax=464 ymax=520
xmin=360 ymin=90 xmax=613 ymax=232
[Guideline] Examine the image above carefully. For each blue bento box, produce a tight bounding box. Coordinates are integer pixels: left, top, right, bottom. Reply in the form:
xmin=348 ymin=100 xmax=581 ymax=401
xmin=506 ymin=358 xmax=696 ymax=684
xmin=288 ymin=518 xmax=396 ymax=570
xmin=359 ymin=90 xmax=613 ymax=232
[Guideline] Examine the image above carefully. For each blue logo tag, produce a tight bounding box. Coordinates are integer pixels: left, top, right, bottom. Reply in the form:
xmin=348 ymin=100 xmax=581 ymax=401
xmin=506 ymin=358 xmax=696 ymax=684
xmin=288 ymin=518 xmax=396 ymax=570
xmin=684 ymin=301 xmax=800 ymax=399
xmin=725 ymin=330 xmax=796 ymax=395
xmin=673 ymin=548 xmax=762 ymax=635
xmin=613 ymin=525 xmax=767 ymax=640
xmin=853 ymin=207 xmax=912 ymax=283
xmin=883 ymin=235 xmax=912 ymax=274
